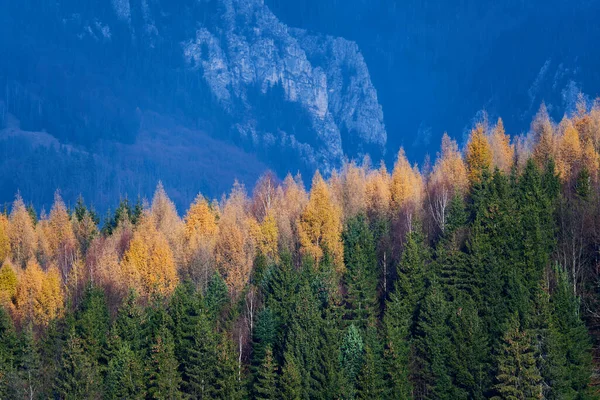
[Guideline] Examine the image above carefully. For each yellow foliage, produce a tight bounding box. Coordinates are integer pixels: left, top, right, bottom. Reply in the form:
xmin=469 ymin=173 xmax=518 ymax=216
xmin=48 ymin=191 xmax=78 ymax=279
xmin=489 ymin=118 xmax=515 ymax=173
xmin=431 ymin=133 xmax=468 ymax=194
xmin=150 ymin=182 xmax=184 ymax=266
xmin=215 ymin=183 xmax=256 ymax=296
xmin=0 ymin=215 xmax=10 ymax=263
xmin=0 ymin=260 xmax=17 ymax=309
xmin=532 ymin=104 xmax=557 ymax=168
xmin=121 ymin=216 xmax=178 ymax=298
xmin=557 ymin=117 xmax=583 ymax=181
xmin=8 ymin=195 xmax=38 ymax=267
xmin=16 ymin=259 xmax=64 ymax=327
xmin=339 ymin=161 xmax=368 ymax=221
xmin=184 ymin=195 xmax=219 ymax=242
xmin=365 ymin=162 xmax=391 ymax=220
xmin=297 ymin=172 xmax=344 ymax=273
xmin=251 ymin=212 xmax=279 ymax=262
xmin=582 ymin=140 xmax=600 ymax=182
xmin=391 ymin=148 xmax=423 ymax=212
xmin=273 ymin=174 xmax=308 ymax=251
xmin=465 ymin=124 xmax=493 ymax=184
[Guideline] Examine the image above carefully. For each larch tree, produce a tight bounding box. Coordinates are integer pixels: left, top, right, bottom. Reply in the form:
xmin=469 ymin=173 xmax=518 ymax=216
xmin=465 ymin=123 xmax=493 ymax=185
xmin=47 ymin=191 xmax=78 ymax=283
xmin=365 ymin=162 xmax=391 ymax=222
xmin=150 ymin=182 xmax=184 ymax=268
xmin=215 ymin=182 xmax=256 ymax=297
xmin=8 ymin=195 xmax=37 ymax=268
xmin=532 ymin=103 xmax=557 ymax=169
xmin=339 ymin=160 xmax=369 ymax=221
xmin=273 ymin=173 xmax=308 ymax=252
xmin=489 ymin=118 xmax=515 ymax=174
xmin=0 ymin=215 xmax=10 ymax=263
xmin=297 ymin=171 xmax=344 ymax=273
xmin=428 ymin=134 xmax=468 ymax=232
xmin=183 ymin=194 xmax=219 ymax=288
xmin=0 ymin=260 xmax=17 ymax=311
xmin=120 ymin=215 xmax=178 ymax=299
xmin=390 ymin=148 xmax=424 ymax=232
xmin=557 ymin=117 xmax=583 ymax=182
xmin=15 ymin=259 xmax=63 ymax=327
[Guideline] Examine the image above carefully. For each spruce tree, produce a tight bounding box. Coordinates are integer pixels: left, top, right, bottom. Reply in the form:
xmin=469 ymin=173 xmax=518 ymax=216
xmin=491 ymin=314 xmax=542 ymax=400
xmin=53 ymin=330 xmax=103 ymax=400
xmin=253 ymin=345 xmax=277 ymax=400
xmin=105 ymin=339 xmax=145 ymax=400
xmin=339 ymin=324 xmax=365 ymax=398
xmin=185 ymin=309 xmax=218 ymax=399
xmin=280 ymin=351 xmax=302 ymax=400
xmin=342 ymin=214 xmax=379 ymax=327
xmin=144 ymin=325 xmax=182 ymax=400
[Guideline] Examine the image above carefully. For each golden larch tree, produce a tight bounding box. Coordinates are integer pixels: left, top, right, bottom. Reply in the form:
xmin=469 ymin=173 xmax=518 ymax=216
xmin=0 ymin=260 xmax=17 ymax=311
xmin=273 ymin=174 xmax=308 ymax=252
xmin=215 ymin=183 xmax=256 ymax=297
xmin=0 ymin=214 xmax=11 ymax=263
xmin=339 ymin=160 xmax=368 ymax=221
xmin=465 ymin=123 xmax=493 ymax=184
xmin=16 ymin=259 xmax=64 ymax=327
xmin=47 ymin=191 xmax=78 ymax=281
xmin=150 ymin=182 xmax=184 ymax=266
xmin=428 ymin=134 xmax=468 ymax=232
xmin=8 ymin=195 xmax=38 ymax=268
xmin=120 ymin=215 xmax=178 ymax=298
xmin=365 ymin=162 xmax=391 ymax=221
xmin=183 ymin=194 xmax=219 ymax=288
xmin=297 ymin=172 xmax=344 ymax=273
xmin=557 ymin=117 xmax=583 ymax=181
xmin=489 ymin=118 xmax=515 ymax=174
xmin=532 ymin=103 xmax=557 ymax=168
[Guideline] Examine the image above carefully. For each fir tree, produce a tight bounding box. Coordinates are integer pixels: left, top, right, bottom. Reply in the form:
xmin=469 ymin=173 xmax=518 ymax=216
xmin=145 ymin=325 xmax=182 ymax=400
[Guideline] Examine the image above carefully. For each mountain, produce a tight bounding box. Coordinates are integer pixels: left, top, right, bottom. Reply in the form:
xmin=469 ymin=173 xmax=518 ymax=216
xmin=0 ymin=0 xmax=386 ymax=211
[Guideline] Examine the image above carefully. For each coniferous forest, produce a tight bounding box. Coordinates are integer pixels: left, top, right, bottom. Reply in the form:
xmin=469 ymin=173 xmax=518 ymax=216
xmin=2 ymin=102 xmax=600 ymax=399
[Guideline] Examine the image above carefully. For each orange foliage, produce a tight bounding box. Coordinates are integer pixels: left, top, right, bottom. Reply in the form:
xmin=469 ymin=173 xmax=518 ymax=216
xmin=183 ymin=195 xmax=219 ymax=287
xmin=273 ymin=174 xmax=308 ymax=251
xmin=532 ymin=103 xmax=557 ymax=168
xmin=465 ymin=123 xmax=493 ymax=184
xmin=47 ymin=191 xmax=78 ymax=280
xmin=297 ymin=172 xmax=344 ymax=273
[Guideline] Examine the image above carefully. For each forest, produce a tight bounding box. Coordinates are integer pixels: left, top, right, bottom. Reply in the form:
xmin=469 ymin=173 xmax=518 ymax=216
xmin=0 ymin=99 xmax=600 ymax=399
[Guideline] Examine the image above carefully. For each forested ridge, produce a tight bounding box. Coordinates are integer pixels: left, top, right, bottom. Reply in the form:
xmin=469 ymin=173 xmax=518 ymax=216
xmin=1 ymin=100 xmax=600 ymax=399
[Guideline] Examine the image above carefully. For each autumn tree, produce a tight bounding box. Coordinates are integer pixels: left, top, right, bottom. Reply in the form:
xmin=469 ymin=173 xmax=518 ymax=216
xmin=532 ymin=103 xmax=557 ymax=169
xmin=215 ymin=182 xmax=256 ymax=296
xmin=489 ymin=118 xmax=515 ymax=174
xmin=273 ymin=174 xmax=308 ymax=252
xmin=465 ymin=123 xmax=493 ymax=184
xmin=390 ymin=148 xmax=424 ymax=232
xmin=150 ymin=182 xmax=184 ymax=267
xmin=8 ymin=195 xmax=37 ymax=268
xmin=183 ymin=194 xmax=219 ymax=288
xmin=297 ymin=171 xmax=344 ymax=273
xmin=0 ymin=215 xmax=10 ymax=263
xmin=0 ymin=261 xmax=17 ymax=311
xmin=45 ymin=191 xmax=78 ymax=283
xmin=428 ymin=134 xmax=468 ymax=232
xmin=120 ymin=215 xmax=178 ymax=298
xmin=15 ymin=259 xmax=63 ymax=327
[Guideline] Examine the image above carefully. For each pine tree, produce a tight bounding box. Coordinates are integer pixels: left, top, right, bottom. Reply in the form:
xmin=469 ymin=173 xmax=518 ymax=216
xmin=491 ymin=314 xmax=542 ymax=400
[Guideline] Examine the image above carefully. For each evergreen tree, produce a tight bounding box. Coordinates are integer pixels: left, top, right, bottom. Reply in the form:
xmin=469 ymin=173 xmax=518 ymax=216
xmin=280 ymin=351 xmax=302 ymax=400
xmin=185 ymin=308 xmax=218 ymax=399
xmin=75 ymin=285 xmax=110 ymax=369
xmin=342 ymin=214 xmax=379 ymax=327
xmin=356 ymin=344 xmax=384 ymax=400
xmin=105 ymin=339 xmax=145 ymax=400
xmin=54 ymin=330 xmax=103 ymax=400
xmin=0 ymin=308 xmax=17 ymax=398
xmin=339 ymin=324 xmax=365 ymax=399
xmin=253 ymin=345 xmax=277 ymax=400
xmin=491 ymin=314 xmax=542 ymax=400
xmin=145 ymin=325 xmax=182 ymax=400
